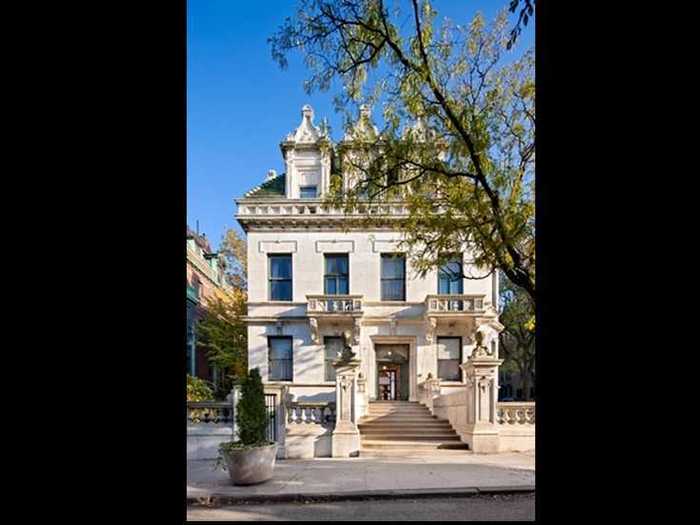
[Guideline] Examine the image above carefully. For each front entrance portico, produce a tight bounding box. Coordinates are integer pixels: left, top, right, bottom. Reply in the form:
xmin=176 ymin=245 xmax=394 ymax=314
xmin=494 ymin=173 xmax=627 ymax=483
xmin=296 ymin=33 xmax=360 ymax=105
xmin=369 ymin=336 xmax=417 ymax=402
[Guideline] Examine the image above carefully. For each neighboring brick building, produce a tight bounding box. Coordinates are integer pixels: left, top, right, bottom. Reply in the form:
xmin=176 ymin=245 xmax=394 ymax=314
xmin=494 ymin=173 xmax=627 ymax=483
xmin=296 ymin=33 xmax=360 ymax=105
xmin=186 ymin=226 xmax=231 ymax=383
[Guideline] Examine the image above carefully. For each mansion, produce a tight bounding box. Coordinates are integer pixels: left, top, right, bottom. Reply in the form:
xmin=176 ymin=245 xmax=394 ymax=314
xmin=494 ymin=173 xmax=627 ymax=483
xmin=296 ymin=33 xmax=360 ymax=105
xmin=233 ymin=105 xmax=533 ymax=458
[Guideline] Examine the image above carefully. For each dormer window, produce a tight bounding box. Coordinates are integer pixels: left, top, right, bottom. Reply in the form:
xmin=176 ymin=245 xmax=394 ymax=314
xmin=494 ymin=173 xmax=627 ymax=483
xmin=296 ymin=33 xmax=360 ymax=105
xmin=299 ymin=186 xmax=318 ymax=198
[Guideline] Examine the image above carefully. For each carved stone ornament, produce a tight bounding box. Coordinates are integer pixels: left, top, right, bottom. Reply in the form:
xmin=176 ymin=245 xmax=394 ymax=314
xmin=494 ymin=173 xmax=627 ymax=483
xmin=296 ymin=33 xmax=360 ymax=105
xmin=309 ymin=317 xmax=319 ymax=344
xmin=426 ymin=317 xmax=437 ymax=344
xmin=287 ymin=104 xmax=322 ymax=144
xmin=343 ymin=104 xmax=379 ymax=141
xmin=478 ymin=376 xmax=490 ymax=394
xmin=337 ymin=342 xmax=357 ymax=364
xmin=471 ymin=331 xmax=491 ymax=358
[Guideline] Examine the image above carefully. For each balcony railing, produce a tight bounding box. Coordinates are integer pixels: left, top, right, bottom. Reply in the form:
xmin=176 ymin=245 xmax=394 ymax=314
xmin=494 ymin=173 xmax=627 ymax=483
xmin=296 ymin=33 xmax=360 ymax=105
xmin=425 ymin=294 xmax=486 ymax=313
xmin=237 ymin=201 xmax=409 ymax=219
xmin=496 ymin=402 xmax=536 ymax=425
xmin=307 ymin=295 xmax=363 ymax=314
xmin=286 ymin=401 xmax=337 ymax=426
xmin=187 ymin=401 xmax=233 ymax=424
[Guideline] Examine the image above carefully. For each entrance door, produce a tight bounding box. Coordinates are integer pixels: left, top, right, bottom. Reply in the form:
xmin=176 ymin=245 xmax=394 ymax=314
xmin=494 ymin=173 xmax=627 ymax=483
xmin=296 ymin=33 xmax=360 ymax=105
xmin=378 ymin=365 xmax=399 ymax=400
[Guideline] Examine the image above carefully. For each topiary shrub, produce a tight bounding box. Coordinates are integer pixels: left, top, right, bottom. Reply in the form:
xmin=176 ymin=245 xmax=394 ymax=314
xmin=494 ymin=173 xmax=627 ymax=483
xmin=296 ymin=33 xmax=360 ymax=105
xmin=236 ymin=368 xmax=269 ymax=445
xmin=216 ymin=368 xmax=272 ymax=468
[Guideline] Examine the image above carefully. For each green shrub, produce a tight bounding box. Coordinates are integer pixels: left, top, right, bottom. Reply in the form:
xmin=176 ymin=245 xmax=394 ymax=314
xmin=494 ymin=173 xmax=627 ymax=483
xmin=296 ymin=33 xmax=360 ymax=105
xmin=236 ymin=368 xmax=269 ymax=446
xmin=215 ymin=368 xmax=273 ymax=470
xmin=186 ymin=374 xmax=214 ymax=401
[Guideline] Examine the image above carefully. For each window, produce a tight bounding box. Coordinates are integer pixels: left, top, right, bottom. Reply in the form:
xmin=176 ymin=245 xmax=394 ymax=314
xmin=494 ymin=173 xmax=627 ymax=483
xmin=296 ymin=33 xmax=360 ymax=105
xmin=324 ymin=254 xmax=349 ymax=295
xmin=299 ymin=186 xmax=317 ymax=198
xmin=324 ymin=336 xmax=344 ymax=382
xmin=268 ymin=336 xmax=293 ymax=381
xmin=269 ymin=254 xmax=292 ymax=301
xmin=438 ymin=256 xmax=463 ymax=294
xmin=437 ymin=337 xmax=462 ymax=381
xmin=381 ymin=254 xmax=405 ymax=301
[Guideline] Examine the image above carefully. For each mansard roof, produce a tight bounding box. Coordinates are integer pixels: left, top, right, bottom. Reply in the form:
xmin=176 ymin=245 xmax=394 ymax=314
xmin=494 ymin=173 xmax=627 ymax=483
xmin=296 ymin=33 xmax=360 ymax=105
xmin=243 ymin=172 xmax=286 ymax=198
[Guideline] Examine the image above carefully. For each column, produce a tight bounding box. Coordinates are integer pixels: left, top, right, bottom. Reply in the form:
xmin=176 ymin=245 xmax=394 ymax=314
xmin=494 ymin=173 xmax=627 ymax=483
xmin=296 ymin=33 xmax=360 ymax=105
xmin=331 ymin=358 xmax=361 ymax=457
xmin=459 ymin=333 xmax=503 ymax=453
xmin=355 ymin=371 xmax=368 ymax=419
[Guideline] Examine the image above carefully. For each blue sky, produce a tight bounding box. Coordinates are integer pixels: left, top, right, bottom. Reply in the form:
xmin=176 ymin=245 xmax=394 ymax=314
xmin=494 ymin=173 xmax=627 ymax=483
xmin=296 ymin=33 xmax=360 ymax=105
xmin=187 ymin=0 xmax=534 ymax=250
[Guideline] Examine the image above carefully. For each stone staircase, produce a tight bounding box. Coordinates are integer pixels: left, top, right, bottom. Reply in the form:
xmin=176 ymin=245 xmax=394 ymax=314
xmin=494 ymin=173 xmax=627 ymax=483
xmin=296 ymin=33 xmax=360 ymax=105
xmin=358 ymin=401 xmax=470 ymax=457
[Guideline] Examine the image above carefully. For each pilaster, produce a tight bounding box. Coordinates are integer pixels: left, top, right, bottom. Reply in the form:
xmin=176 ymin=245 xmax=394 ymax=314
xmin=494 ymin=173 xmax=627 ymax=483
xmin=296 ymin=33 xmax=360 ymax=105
xmin=331 ymin=359 xmax=361 ymax=457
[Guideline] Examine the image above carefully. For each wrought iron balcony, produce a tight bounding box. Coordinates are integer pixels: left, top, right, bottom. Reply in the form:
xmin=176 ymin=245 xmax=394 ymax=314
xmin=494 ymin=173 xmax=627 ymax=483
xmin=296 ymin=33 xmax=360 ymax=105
xmin=424 ymin=294 xmax=486 ymax=314
xmin=307 ymin=294 xmax=363 ymax=314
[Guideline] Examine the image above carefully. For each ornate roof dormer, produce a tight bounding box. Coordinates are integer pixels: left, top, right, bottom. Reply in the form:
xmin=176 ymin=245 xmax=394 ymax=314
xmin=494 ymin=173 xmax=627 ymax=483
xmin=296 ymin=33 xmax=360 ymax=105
xmin=402 ymin=115 xmax=437 ymax=142
xmin=342 ymin=104 xmax=380 ymax=142
xmin=278 ymin=105 xmax=333 ymax=199
xmin=284 ymin=104 xmax=329 ymax=145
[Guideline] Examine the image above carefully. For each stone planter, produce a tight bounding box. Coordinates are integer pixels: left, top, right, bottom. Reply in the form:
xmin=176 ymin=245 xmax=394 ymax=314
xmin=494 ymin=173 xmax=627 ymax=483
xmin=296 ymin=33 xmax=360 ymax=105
xmin=222 ymin=443 xmax=278 ymax=485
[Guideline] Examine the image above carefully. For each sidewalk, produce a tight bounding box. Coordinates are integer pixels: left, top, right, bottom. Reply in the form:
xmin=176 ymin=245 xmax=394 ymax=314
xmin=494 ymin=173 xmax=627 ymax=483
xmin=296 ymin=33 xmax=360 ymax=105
xmin=187 ymin=451 xmax=535 ymax=503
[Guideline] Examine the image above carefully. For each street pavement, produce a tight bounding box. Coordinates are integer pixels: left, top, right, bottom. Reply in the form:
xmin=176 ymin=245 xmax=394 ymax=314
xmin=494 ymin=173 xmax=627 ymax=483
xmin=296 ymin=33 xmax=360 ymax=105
xmin=187 ymin=493 xmax=536 ymax=521
xmin=188 ymin=451 xmax=535 ymax=501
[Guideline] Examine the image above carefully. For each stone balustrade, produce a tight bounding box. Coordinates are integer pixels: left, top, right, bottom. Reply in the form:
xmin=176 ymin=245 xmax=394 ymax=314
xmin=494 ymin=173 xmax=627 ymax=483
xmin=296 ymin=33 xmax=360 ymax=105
xmin=497 ymin=402 xmax=536 ymax=425
xmin=425 ymin=294 xmax=486 ymax=313
xmin=187 ymin=401 xmax=234 ymax=425
xmin=286 ymin=401 xmax=337 ymax=426
xmin=237 ymin=201 xmax=410 ymax=218
xmin=307 ymin=295 xmax=363 ymax=314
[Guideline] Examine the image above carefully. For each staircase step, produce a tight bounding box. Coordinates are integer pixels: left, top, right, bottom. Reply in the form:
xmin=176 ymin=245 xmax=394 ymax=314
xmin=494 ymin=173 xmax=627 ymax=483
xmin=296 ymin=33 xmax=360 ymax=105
xmin=361 ymin=434 xmax=462 ymax=441
xmin=358 ymin=423 xmax=452 ymax=430
xmin=369 ymin=402 xmax=424 ymax=405
xmin=359 ymin=449 xmax=471 ymax=457
xmin=365 ymin=410 xmax=433 ymax=413
xmin=361 ymin=440 xmax=469 ymax=449
xmin=359 ymin=422 xmax=453 ymax=429
xmin=359 ymin=416 xmax=444 ymax=424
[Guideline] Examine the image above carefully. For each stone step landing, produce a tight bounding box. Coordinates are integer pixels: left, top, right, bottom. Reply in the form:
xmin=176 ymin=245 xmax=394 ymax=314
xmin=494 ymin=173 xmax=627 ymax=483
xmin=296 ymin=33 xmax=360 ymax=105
xmin=358 ymin=401 xmax=469 ymax=457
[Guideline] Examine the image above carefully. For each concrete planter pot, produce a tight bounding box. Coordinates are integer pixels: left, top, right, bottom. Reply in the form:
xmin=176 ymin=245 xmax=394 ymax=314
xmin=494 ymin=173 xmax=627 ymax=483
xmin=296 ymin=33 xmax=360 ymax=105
xmin=223 ymin=443 xmax=278 ymax=485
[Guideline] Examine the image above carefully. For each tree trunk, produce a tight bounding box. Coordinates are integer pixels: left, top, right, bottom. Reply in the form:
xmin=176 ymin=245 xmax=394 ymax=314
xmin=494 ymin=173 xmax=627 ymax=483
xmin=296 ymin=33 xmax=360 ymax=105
xmin=520 ymin=365 xmax=531 ymax=401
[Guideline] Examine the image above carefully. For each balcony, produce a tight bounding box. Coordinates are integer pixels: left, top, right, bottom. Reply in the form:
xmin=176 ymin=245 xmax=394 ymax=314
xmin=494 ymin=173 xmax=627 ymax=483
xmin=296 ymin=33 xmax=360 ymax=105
xmin=307 ymin=295 xmax=363 ymax=315
xmin=235 ymin=200 xmax=410 ymax=231
xmin=424 ymin=294 xmax=486 ymax=314
xmin=238 ymin=201 xmax=409 ymax=218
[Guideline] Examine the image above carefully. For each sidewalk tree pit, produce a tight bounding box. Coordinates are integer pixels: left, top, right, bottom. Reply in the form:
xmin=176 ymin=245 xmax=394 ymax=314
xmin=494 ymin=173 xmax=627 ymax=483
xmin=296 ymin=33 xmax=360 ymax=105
xmin=216 ymin=368 xmax=277 ymax=485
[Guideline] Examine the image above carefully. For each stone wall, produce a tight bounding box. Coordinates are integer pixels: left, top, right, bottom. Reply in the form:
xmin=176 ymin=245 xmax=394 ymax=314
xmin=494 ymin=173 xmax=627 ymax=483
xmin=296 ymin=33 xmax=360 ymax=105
xmin=187 ymin=424 xmax=233 ymax=460
xmin=429 ymin=390 xmax=536 ymax=453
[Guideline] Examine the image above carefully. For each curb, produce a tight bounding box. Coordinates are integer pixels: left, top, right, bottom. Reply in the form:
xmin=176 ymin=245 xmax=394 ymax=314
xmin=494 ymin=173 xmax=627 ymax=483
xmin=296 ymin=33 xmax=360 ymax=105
xmin=187 ymin=485 xmax=535 ymax=506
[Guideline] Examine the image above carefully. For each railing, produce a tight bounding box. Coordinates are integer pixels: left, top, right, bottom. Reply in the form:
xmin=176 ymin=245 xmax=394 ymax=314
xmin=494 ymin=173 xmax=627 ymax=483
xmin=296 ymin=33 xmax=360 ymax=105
xmin=237 ymin=201 xmax=410 ymax=219
xmin=425 ymin=294 xmax=486 ymax=313
xmin=307 ymin=295 xmax=363 ymax=313
xmin=286 ymin=401 xmax=337 ymax=426
xmin=496 ymin=402 xmax=536 ymax=425
xmin=265 ymin=393 xmax=277 ymax=441
xmin=187 ymin=401 xmax=233 ymax=424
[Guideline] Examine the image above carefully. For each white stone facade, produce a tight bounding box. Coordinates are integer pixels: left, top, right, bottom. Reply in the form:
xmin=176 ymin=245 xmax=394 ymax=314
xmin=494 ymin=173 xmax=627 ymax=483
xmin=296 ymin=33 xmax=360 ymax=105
xmin=235 ymin=106 xmax=505 ymax=444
